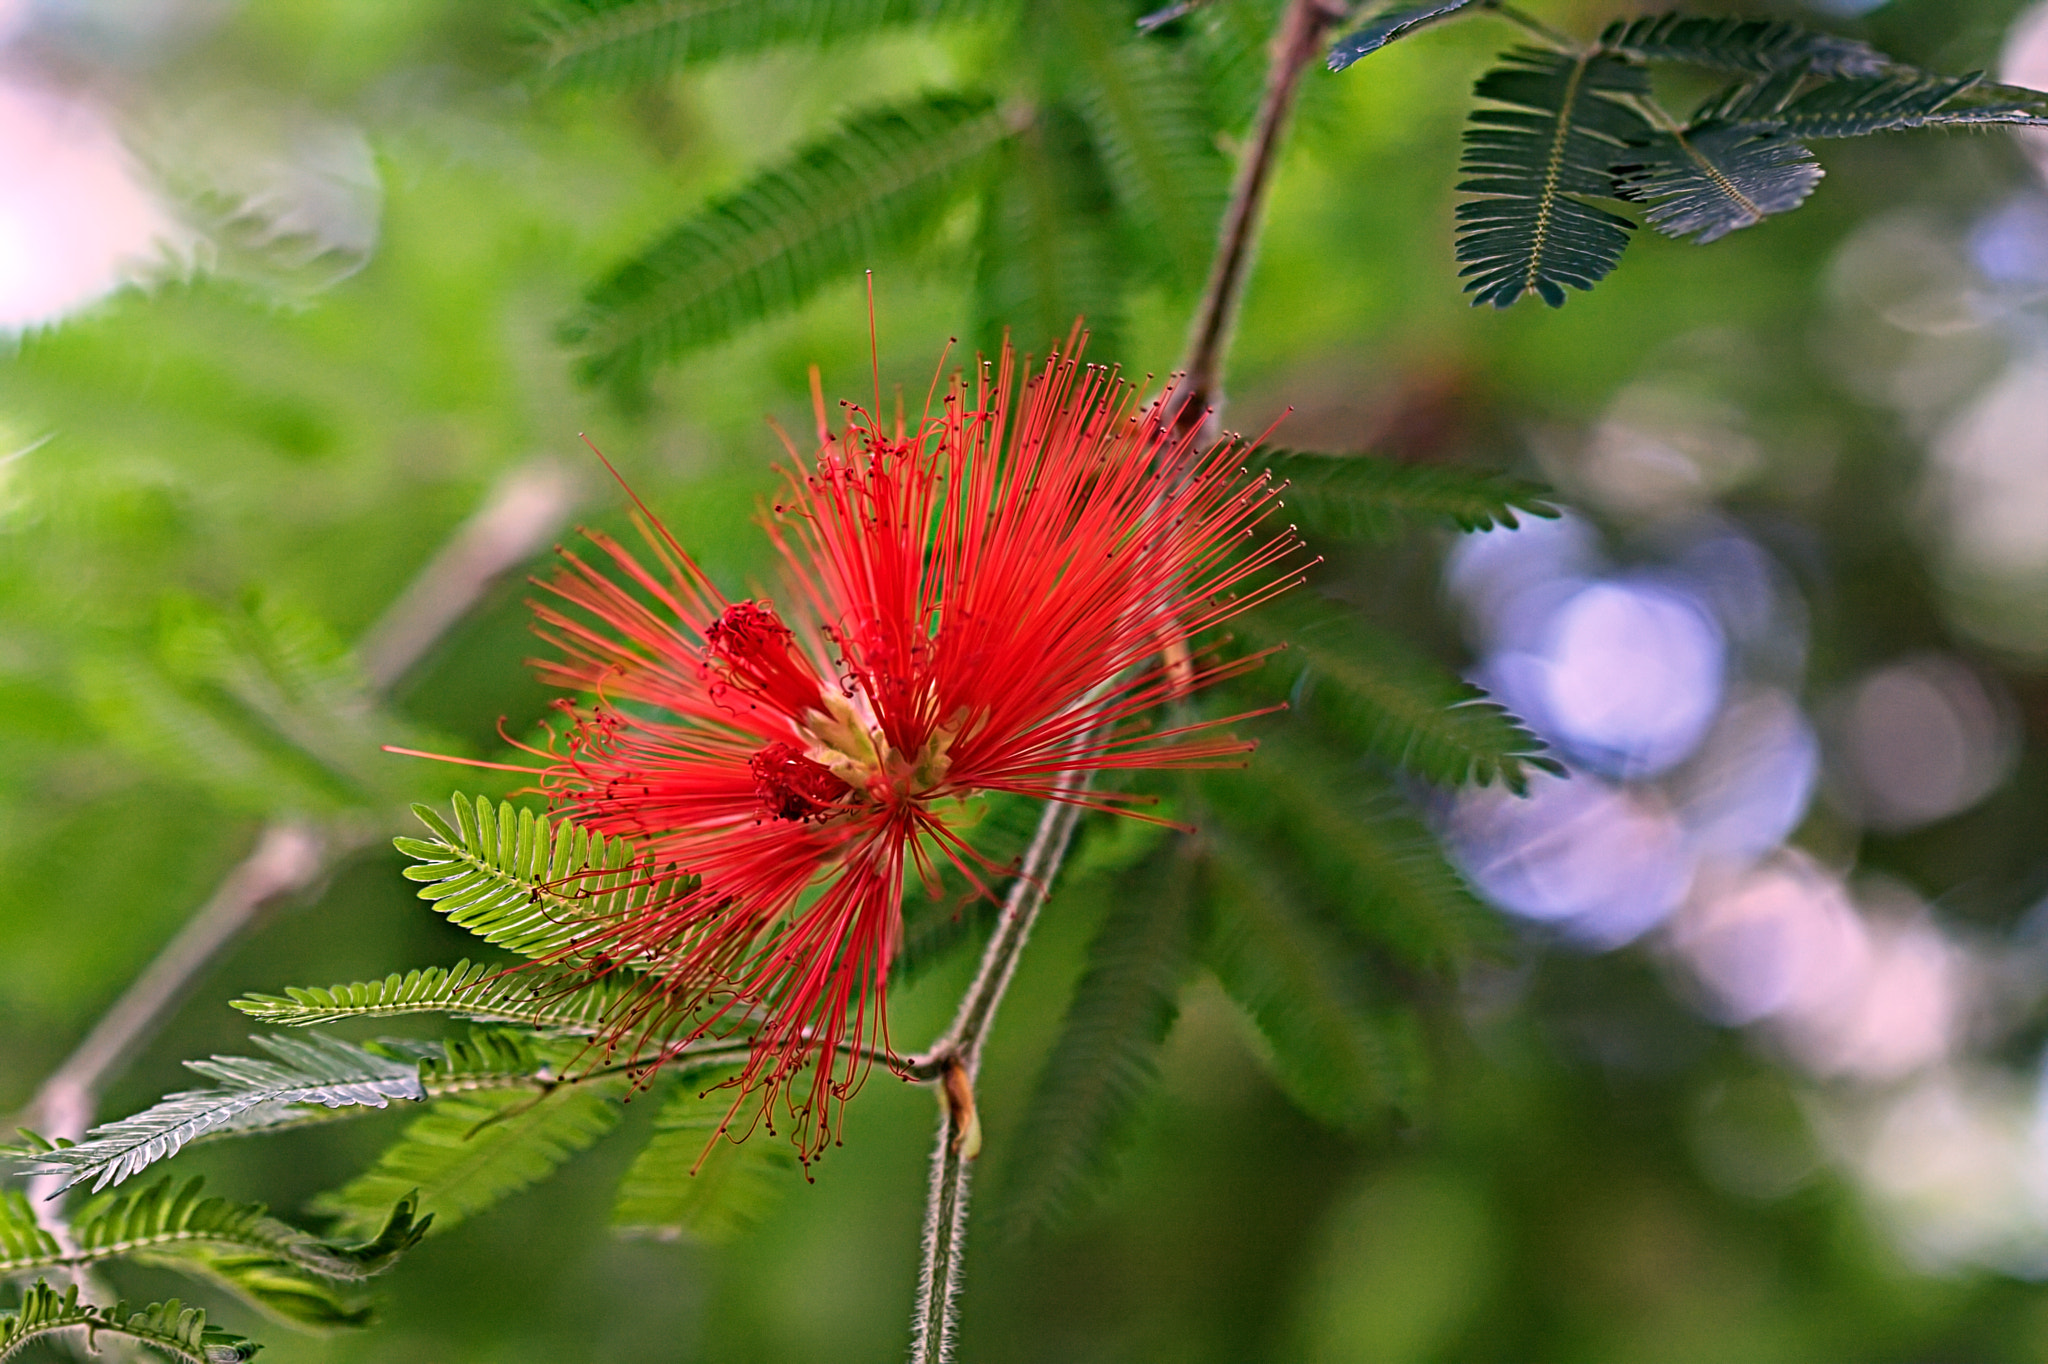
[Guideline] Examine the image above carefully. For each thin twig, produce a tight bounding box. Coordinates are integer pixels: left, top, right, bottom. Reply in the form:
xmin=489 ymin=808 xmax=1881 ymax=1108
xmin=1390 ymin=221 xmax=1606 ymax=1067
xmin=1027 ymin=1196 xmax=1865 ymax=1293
xmin=1176 ymin=0 xmax=1349 ymax=443
xmin=903 ymin=6 xmax=1337 ymax=1357
xmin=18 ymin=459 xmax=581 ymax=1180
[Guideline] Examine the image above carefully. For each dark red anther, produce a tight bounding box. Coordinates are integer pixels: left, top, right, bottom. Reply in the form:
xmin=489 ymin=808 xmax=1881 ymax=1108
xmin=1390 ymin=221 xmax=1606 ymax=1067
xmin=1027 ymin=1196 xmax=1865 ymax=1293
xmin=750 ymin=742 xmax=850 ymax=821
xmin=704 ymin=601 xmax=829 ymax=715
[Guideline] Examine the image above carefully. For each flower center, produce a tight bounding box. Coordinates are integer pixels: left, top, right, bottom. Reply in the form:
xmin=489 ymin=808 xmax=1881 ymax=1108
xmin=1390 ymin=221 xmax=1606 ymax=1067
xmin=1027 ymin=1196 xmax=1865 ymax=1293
xmin=749 ymin=741 xmax=850 ymax=822
xmin=795 ymin=692 xmax=965 ymax=803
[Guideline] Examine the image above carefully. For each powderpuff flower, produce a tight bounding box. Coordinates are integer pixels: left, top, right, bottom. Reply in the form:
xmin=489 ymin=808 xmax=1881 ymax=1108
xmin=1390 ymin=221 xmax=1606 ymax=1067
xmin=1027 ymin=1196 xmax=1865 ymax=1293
xmin=517 ymin=342 xmax=1303 ymax=1162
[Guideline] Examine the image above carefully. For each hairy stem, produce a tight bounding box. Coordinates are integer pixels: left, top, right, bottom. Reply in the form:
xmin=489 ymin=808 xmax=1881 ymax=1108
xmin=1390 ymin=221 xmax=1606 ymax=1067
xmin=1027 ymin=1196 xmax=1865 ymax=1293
xmin=908 ymin=787 xmax=1086 ymax=1363
xmin=905 ymin=4 xmax=1337 ymax=1358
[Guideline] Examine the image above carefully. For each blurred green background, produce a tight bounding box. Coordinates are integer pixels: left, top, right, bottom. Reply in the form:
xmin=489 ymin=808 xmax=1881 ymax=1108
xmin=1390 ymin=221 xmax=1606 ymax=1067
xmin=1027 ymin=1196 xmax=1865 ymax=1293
xmin=12 ymin=0 xmax=2048 ymax=1359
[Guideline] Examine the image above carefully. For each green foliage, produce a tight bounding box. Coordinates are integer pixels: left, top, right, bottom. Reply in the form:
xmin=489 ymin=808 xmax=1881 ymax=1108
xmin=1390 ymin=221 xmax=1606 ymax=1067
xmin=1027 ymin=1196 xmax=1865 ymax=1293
xmin=561 ymin=92 xmax=1010 ymax=391
xmin=232 ymin=958 xmax=631 ymax=1034
xmin=1708 ymin=68 xmax=2048 ymax=139
xmin=1327 ymin=0 xmax=1490 ymax=72
xmin=1456 ymin=48 xmax=1652 ymax=309
xmin=1615 ymin=125 xmax=1821 ymax=245
xmin=396 ymin=794 xmax=692 ymax=964
xmin=0 ymin=1176 xmax=426 ymax=1314
xmin=309 ymin=1078 xmax=627 ymax=1240
xmin=0 ymin=1280 xmax=258 ymax=1364
xmin=612 ymin=1073 xmax=795 ymax=1243
xmin=972 ymin=105 xmax=1128 ymax=360
xmin=76 ymin=593 xmax=417 ymax=816
xmin=1257 ymin=448 xmax=1559 ymax=540
xmin=1202 ymin=829 xmax=1427 ymax=1133
xmin=1596 ymin=15 xmax=1885 ymax=77
xmin=0 ymin=1192 xmax=56 ymax=1272
xmin=69 ymin=1179 xmax=425 ymax=1329
xmin=995 ymin=844 xmax=1197 ymax=1237
xmin=533 ymin=0 xmax=1011 ymax=86
xmin=15 ymin=1035 xmax=425 ymax=1194
xmin=1055 ymin=0 xmax=1228 ymax=284
xmin=1204 ymin=741 xmax=1496 ymax=972
xmin=1334 ymin=5 xmax=2048 ymax=303
xmin=1239 ymin=599 xmax=1558 ymax=794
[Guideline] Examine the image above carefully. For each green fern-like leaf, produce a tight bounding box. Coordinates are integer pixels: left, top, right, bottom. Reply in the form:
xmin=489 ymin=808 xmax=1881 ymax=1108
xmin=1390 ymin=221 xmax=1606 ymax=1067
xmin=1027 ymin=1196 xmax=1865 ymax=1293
xmin=1713 ymin=68 xmax=2048 ymax=138
xmin=1597 ymin=15 xmax=1885 ymax=78
xmin=14 ymin=1035 xmax=426 ymax=1194
xmin=612 ymin=1073 xmax=795 ymax=1243
xmin=1058 ymin=0 xmax=1227 ymax=283
xmin=0 ymin=1191 xmax=58 ymax=1273
xmin=77 ymin=594 xmax=420 ymax=816
xmin=995 ymin=844 xmax=1196 ymax=1237
xmin=309 ymin=1080 xmax=626 ymax=1240
xmin=0 ymin=1280 xmax=259 ymax=1364
xmin=1204 ymin=742 xmax=1497 ymax=971
xmin=533 ymin=0 xmax=1011 ymax=86
xmin=0 ymin=1178 xmax=431 ymax=1288
xmin=1202 ymin=830 xmax=1427 ymax=1132
xmin=1258 ymin=448 xmax=1559 ymax=541
xmin=232 ymin=958 xmax=630 ymax=1034
xmin=563 ymin=92 xmax=1009 ymax=390
xmin=1238 ymin=600 xmax=1559 ymax=793
xmin=396 ymin=794 xmax=691 ymax=963
xmin=1456 ymin=47 xmax=1654 ymax=308
xmin=1328 ymin=0 xmax=1491 ymax=72
xmin=62 ymin=1177 xmax=424 ymax=1329
xmin=1613 ymin=124 xmax=1821 ymax=244
xmin=973 ymin=104 xmax=1129 ymax=362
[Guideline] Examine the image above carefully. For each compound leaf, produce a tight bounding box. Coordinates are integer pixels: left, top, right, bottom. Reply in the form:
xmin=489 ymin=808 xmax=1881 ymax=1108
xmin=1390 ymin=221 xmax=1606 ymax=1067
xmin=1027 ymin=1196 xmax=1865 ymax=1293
xmin=1456 ymin=47 xmax=1653 ymax=308
xmin=1756 ymin=69 xmax=2048 ymax=137
xmin=1059 ymin=0 xmax=1227 ymax=283
xmin=1597 ymin=14 xmax=1885 ymax=78
xmin=1202 ymin=741 xmax=1497 ymax=971
xmin=13 ymin=1035 xmax=425 ymax=1194
xmin=563 ymin=92 xmax=1009 ymax=390
xmin=233 ymin=958 xmax=630 ymax=1034
xmin=1258 ymin=448 xmax=1559 ymax=541
xmin=63 ymin=1178 xmax=425 ymax=1328
xmin=995 ymin=845 xmax=1196 ymax=1237
xmin=310 ymin=1079 xmax=627 ymax=1240
xmin=0 ymin=1281 xmax=259 ymax=1364
xmin=533 ymin=0 xmax=1010 ymax=86
xmin=1202 ymin=829 xmax=1426 ymax=1133
xmin=1614 ymin=124 xmax=1822 ymax=244
xmin=1239 ymin=599 xmax=1559 ymax=794
xmin=612 ymin=1074 xmax=795 ymax=1243
xmin=396 ymin=794 xmax=692 ymax=964
xmin=1328 ymin=0 xmax=1491 ymax=73
xmin=973 ymin=104 xmax=1129 ymax=361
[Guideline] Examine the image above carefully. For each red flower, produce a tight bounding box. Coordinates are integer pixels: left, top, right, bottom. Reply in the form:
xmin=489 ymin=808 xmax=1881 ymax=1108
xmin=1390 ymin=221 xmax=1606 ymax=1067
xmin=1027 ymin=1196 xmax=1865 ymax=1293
xmin=526 ymin=343 xmax=1303 ymax=1162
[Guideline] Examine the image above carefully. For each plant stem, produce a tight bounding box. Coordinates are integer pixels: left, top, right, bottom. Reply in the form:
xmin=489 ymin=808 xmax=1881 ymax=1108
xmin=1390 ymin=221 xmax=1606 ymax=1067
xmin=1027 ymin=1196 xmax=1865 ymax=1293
xmin=908 ymin=784 xmax=1088 ymax=1363
xmin=1177 ymin=0 xmax=1349 ymax=442
xmin=904 ymin=3 xmax=1338 ymax=1358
